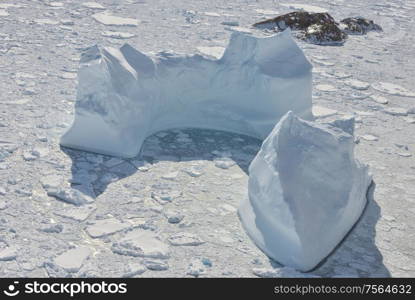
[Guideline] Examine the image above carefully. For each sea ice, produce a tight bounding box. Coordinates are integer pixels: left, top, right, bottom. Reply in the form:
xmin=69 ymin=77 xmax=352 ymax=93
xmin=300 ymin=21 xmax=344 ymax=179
xmin=370 ymin=94 xmax=388 ymax=104
xmin=316 ymin=84 xmax=336 ymax=92
xmin=82 ymin=2 xmax=105 ymax=9
xmin=279 ymin=3 xmax=328 ymax=13
xmin=48 ymin=188 xmax=94 ymax=206
xmin=344 ymin=79 xmax=370 ymax=90
xmin=238 ymin=112 xmax=371 ymax=271
xmin=372 ymin=82 xmax=415 ymax=97
xmin=0 ymin=247 xmax=17 ymax=261
xmin=92 ymin=12 xmax=139 ymax=27
xmin=111 ymin=229 xmax=170 ymax=258
xmin=143 ymin=259 xmax=169 ymax=271
xmin=60 ymin=30 xmax=313 ymax=157
xmin=167 ymin=232 xmax=205 ymax=246
xmin=383 ymin=107 xmax=408 ymax=116
xmin=102 ymin=31 xmax=136 ymax=39
xmin=54 ymin=246 xmax=91 ymax=273
xmin=312 ymin=106 xmax=337 ymax=117
xmin=196 ymin=46 xmax=225 ymax=59
xmin=85 ymin=218 xmax=131 ymax=238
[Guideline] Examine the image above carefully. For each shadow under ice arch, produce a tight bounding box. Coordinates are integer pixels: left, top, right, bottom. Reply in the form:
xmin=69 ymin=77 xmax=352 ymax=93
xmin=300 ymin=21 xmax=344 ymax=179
xmin=60 ymin=29 xmax=313 ymax=158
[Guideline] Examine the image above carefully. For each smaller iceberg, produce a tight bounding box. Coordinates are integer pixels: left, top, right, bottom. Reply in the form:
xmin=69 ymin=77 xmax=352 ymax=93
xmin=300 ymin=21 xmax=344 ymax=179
xmin=239 ymin=112 xmax=372 ymax=271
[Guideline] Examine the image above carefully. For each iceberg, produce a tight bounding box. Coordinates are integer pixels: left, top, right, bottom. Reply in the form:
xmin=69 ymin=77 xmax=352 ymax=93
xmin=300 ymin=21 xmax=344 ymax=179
xmin=238 ymin=112 xmax=372 ymax=271
xmin=60 ymin=29 xmax=312 ymax=157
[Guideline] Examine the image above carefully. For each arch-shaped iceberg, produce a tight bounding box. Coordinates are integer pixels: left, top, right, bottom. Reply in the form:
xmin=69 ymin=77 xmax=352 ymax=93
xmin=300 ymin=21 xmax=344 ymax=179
xmin=60 ymin=30 xmax=313 ymax=157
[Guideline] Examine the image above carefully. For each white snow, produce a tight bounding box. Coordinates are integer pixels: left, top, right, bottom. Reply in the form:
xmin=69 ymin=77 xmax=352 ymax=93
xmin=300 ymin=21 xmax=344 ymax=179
xmin=187 ymin=258 xmax=206 ymax=277
xmin=123 ymin=263 xmax=146 ymax=277
xmin=55 ymin=205 xmax=96 ymax=221
xmin=85 ymin=218 xmax=130 ymax=238
xmin=280 ymin=3 xmax=328 ymax=13
xmin=102 ymin=31 xmax=136 ymax=39
xmin=255 ymin=9 xmax=280 ymax=15
xmin=60 ymin=30 xmax=313 ymax=158
xmin=360 ymin=134 xmax=379 ymax=142
xmin=82 ymin=2 xmax=105 ymax=9
xmin=112 ymin=229 xmax=170 ymax=258
xmin=143 ymin=259 xmax=169 ymax=271
xmin=316 ymin=84 xmax=336 ymax=92
xmin=214 ymin=157 xmax=236 ymax=169
xmin=383 ymin=107 xmax=408 ymax=116
xmin=344 ymin=79 xmax=370 ymax=90
xmin=372 ymin=82 xmax=415 ymax=97
xmin=312 ymin=106 xmax=337 ymax=117
xmin=92 ymin=12 xmax=139 ymax=27
xmin=0 ymin=247 xmax=17 ymax=261
xmin=196 ymin=46 xmax=225 ymax=59
xmin=238 ymin=112 xmax=371 ymax=271
xmin=48 ymin=188 xmax=94 ymax=206
xmin=34 ymin=18 xmax=59 ymax=25
xmin=370 ymin=94 xmax=388 ymax=104
xmin=204 ymin=12 xmax=221 ymax=17
xmin=167 ymin=232 xmax=205 ymax=246
xmin=54 ymin=246 xmax=91 ymax=273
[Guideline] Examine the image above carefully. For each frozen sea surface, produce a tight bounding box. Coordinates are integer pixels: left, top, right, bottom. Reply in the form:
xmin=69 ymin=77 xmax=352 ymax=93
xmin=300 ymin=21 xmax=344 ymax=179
xmin=0 ymin=0 xmax=414 ymax=277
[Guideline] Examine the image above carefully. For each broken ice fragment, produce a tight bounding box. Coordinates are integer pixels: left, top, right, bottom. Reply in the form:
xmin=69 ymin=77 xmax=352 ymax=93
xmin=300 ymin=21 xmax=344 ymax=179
xmin=143 ymin=259 xmax=169 ymax=271
xmin=85 ymin=218 xmax=130 ymax=238
xmin=82 ymin=2 xmax=105 ymax=9
xmin=312 ymin=106 xmax=337 ymax=118
xmin=0 ymin=246 xmax=17 ymax=261
xmin=102 ymin=31 xmax=136 ymax=39
xmin=316 ymin=84 xmax=336 ymax=92
xmin=239 ymin=112 xmax=371 ymax=271
xmin=112 ymin=229 xmax=170 ymax=258
xmin=167 ymin=232 xmax=205 ymax=246
xmin=196 ymin=46 xmax=225 ymax=59
xmin=48 ymin=188 xmax=94 ymax=206
xmin=54 ymin=204 xmax=96 ymax=221
xmin=92 ymin=12 xmax=139 ymax=27
xmin=54 ymin=246 xmax=91 ymax=273
xmin=344 ymin=79 xmax=370 ymax=90
xmin=382 ymin=107 xmax=408 ymax=116
xmin=372 ymin=82 xmax=415 ymax=97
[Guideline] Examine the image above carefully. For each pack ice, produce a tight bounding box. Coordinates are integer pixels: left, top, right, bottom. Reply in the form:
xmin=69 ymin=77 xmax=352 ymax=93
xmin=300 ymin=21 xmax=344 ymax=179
xmin=60 ymin=29 xmax=312 ymax=157
xmin=238 ymin=112 xmax=372 ymax=271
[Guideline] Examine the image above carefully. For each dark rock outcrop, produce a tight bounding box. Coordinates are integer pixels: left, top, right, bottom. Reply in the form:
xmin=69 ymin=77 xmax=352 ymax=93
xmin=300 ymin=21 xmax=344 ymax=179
xmin=340 ymin=17 xmax=383 ymax=35
xmin=253 ymin=11 xmax=337 ymax=31
xmin=300 ymin=23 xmax=347 ymax=45
xmin=253 ymin=11 xmax=381 ymax=45
xmin=253 ymin=11 xmax=346 ymax=45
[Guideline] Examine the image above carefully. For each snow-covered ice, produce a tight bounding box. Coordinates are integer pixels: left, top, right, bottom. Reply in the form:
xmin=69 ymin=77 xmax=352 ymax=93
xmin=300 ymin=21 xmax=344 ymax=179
xmin=0 ymin=0 xmax=414 ymax=278
xmin=54 ymin=246 xmax=91 ymax=273
xmin=239 ymin=112 xmax=372 ymax=271
xmin=102 ymin=31 xmax=136 ymax=40
xmin=92 ymin=12 xmax=139 ymax=27
xmin=0 ymin=247 xmax=17 ymax=261
xmin=111 ymin=229 xmax=170 ymax=259
xmin=279 ymin=3 xmax=328 ymax=13
xmin=85 ymin=218 xmax=131 ymax=238
xmin=167 ymin=232 xmax=205 ymax=246
xmin=81 ymin=2 xmax=105 ymax=9
xmin=60 ymin=29 xmax=313 ymax=157
xmin=372 ymin=82 xmax=415 ymax=97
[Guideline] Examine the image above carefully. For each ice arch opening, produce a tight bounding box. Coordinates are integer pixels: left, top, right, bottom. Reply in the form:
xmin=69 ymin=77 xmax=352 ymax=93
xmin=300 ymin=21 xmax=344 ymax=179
xmin=60 ymin=30 xmax=313 ymax=158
